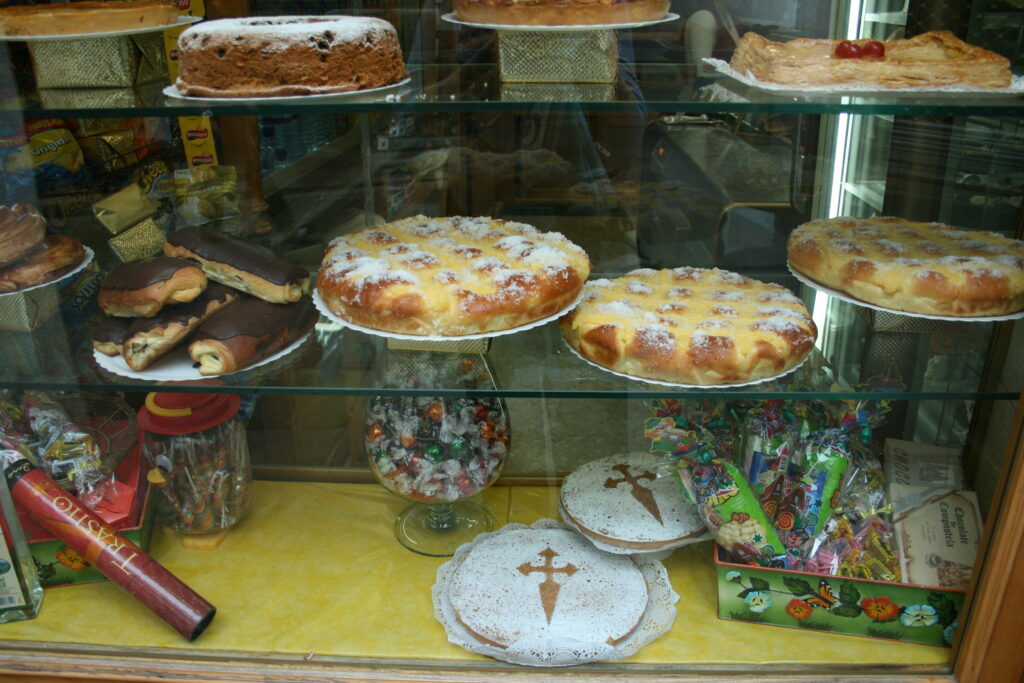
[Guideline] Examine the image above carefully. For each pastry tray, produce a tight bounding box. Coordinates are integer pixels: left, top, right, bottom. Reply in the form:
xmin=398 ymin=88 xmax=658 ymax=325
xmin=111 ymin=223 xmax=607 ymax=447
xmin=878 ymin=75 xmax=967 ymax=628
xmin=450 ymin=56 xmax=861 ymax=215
xmin=92 ymin=330 xmax=312 ymax=382
xmin=432 ymin=518 xmax=679 ymax=667
xmin=441 ymin=12 xmax=678 ymax=31
xmin=0 ymin=246 xmax=93 ymax=297
xmin=703 ymin=58 xmax=1024 ymax=98
xmin=162 ymin=77 xmax=412 ymax=104
xmin=788 ymin=263 xmax=1024 ymax=322
xmin=562 ymin=338 xmax=812 ymax=389
xmin=0 ymin=16 xmax=202 ymax=42
xmin=312 ymin=286 xmax=584 ymax=342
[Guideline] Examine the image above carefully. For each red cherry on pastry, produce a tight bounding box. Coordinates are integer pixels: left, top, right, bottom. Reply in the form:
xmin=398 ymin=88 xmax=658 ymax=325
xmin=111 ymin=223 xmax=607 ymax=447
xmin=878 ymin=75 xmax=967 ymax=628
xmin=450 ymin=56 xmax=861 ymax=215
xmin=862 ymin=40 xmax=885 ymax=58
xmin=835 ymin=40 xmax=863 ymax=58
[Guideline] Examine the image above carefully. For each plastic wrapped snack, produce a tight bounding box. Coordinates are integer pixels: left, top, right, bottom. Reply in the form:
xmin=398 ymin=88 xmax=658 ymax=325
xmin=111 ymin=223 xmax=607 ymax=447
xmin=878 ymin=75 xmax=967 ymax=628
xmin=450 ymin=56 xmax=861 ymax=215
xmin=776 ymin=429 xmax=850 ymax=559
xmin=21 ymin=391 xmax=104 ymax=492
xmin=675 ymin=441 xmax=788 ymax=567
xmin=738 ymin=403 xmax=794 ymax=520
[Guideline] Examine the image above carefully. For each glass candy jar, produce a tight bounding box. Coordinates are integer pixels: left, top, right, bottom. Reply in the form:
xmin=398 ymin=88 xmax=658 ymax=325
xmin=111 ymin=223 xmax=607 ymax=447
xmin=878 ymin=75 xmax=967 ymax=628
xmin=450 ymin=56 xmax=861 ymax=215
xmin=366 ymin=351 xmax=510 ymax=556
xmin=138 ymin=392 xmax=252 ymax=535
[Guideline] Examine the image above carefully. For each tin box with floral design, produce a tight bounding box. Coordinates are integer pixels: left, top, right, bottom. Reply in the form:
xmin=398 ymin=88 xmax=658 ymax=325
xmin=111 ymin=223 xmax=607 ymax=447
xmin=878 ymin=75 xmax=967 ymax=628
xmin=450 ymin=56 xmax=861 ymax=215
xmin=714 ymin=546 xmax=965 ymax=647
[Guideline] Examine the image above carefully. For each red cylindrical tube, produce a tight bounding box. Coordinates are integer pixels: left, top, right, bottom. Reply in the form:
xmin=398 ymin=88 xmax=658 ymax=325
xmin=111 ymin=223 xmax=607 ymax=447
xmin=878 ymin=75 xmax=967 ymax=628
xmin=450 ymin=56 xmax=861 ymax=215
xmin=2 ymin=454 xmax=215 ymax=640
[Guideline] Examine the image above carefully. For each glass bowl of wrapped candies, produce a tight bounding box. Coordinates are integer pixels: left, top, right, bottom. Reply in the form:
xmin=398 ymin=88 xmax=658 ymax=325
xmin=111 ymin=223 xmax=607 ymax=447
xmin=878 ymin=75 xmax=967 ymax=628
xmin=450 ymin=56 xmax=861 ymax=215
xmin=365 ymin=351 xmax=510 ymax=557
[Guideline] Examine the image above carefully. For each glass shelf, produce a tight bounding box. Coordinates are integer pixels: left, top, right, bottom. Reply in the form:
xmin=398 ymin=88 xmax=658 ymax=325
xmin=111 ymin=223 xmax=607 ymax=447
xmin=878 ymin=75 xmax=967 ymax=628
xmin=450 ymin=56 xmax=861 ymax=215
xmin=3 ymin=64 xmax=1024 ymax=119
xmin=2 ymin=291 xmax=1015 ymax=400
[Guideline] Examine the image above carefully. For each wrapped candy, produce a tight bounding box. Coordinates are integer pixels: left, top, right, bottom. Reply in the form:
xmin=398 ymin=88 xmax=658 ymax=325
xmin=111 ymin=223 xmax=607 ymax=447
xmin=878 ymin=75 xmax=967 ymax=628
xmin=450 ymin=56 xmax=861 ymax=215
xmin=21 ymin=391 xmax=104 ymax=492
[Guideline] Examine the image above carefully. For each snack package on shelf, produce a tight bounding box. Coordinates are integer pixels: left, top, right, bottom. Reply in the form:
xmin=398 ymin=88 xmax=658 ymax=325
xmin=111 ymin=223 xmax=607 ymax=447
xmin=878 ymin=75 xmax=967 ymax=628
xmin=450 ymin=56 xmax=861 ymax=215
xmin=738 ymin=401 xmax=794 ymax=520
xmin=669 ymin=437 xmax=789 ymax=567
xmin=776 ymin=428 xmax=851 ymax=561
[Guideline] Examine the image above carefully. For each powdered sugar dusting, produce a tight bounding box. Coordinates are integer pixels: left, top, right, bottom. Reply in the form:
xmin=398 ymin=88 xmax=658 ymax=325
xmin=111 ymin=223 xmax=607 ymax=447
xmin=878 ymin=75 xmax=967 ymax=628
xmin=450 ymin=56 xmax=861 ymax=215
xmin=560 ymin=453 xmax=705 ymax=546
xmin=635 ymin=325 xmax=675 ymax=352
xmin=180 ymin=16 xmax=395 ymax=54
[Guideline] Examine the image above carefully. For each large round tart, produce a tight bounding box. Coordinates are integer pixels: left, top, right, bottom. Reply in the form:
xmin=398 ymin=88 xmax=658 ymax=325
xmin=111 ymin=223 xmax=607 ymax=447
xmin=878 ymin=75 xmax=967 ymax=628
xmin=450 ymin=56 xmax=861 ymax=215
xmin=561 ymin=267 xmax=817 ymax=386
xmin=316 ymin=216 xmax=591 ymax=336
xmin=788 ymin=216 xmax=1024 ymax=317
xmin=447 ymin=527 xmax=648 ymax=653
xmin=560 ymin=452 xmax=706 ymax=551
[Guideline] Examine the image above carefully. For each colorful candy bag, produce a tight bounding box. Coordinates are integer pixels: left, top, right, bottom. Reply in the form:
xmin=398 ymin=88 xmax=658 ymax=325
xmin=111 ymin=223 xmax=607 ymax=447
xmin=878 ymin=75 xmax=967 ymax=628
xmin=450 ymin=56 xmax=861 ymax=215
xmin=20 ymin=391 xmax=104 ymax=492
xmin=776 ymin=428 xmax=850 ymax=560
xmin=738 ymin=402 xmax=793 ymax=520
xmin=803 ymin=432 xmax=901 ymax=581
xmin=671 ymin=439 xmax=788 ymax=567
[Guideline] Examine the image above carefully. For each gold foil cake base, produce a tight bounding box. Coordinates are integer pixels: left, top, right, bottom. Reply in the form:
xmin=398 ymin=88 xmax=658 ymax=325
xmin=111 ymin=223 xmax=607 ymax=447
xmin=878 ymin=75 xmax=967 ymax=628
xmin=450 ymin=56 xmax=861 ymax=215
xmin=28 ymin=33 xmax=167 ymax=88
xmin=386 ymin=337 xmax=491 ymax=354
xmin=497 ymin=29 xmax=618 ymax=83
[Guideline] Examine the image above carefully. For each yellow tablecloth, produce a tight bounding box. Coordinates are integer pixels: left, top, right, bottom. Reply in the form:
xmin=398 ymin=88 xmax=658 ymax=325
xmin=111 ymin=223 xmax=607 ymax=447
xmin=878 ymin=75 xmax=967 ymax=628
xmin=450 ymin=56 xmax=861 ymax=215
xmin=0 ymin=481 xmax=950 ymax=670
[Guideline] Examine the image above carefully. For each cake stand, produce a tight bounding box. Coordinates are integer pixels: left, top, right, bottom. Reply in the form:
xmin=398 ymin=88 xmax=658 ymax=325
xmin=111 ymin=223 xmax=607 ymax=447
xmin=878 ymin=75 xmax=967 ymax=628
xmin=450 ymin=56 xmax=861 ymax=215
xmin=441 ymin=13 xmax=678 ymax=83
xmin=365 ymin=351 xmax=510 ymax=556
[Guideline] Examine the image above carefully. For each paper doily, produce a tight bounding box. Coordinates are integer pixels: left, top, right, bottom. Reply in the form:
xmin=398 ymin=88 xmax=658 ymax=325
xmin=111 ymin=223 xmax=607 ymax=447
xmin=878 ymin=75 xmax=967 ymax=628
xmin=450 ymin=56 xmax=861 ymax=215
xmin=432 ymin=518 xmax=678 ymax=667
xmin=163 ymin=77 xmax=412 ymax=104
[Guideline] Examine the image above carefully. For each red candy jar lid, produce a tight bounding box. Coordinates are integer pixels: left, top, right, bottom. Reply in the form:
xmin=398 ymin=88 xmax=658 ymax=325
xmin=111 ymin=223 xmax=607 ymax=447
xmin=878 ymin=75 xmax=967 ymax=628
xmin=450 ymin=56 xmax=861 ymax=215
xmin=138 ymin=392 xmax=241 ymax=435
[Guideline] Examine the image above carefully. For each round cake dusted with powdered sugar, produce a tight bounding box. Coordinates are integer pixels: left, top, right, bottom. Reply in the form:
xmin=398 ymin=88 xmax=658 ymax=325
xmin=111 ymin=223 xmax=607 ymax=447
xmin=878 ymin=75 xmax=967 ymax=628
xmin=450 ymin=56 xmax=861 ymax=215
xmin=447 ymin=527 xmax=648 ymax=656
xmin=560 ymin=452 xmax=706 ymax=552
xmin=175 ymin=16 xmax=406 ymax=98
xmin=560 ymin=267 xmax=816 ymax=385
xmin=316 ymin=215 xmax=591 ymax=336
xmin=788 ymin=216 xmax=1024 ymax=316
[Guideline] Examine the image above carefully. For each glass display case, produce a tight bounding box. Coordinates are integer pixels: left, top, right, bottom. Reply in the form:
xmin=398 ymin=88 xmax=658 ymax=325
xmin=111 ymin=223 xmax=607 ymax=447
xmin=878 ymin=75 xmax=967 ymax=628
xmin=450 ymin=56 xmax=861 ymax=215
xmin=0 ymin=0 xmax=1022 ymax=680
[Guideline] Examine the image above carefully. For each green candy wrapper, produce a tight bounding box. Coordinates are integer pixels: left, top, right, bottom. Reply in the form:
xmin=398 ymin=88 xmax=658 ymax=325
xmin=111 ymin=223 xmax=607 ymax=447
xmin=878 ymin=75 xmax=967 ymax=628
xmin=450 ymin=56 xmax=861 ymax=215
xmin=677 ymin=447 xmax=788 ymax=567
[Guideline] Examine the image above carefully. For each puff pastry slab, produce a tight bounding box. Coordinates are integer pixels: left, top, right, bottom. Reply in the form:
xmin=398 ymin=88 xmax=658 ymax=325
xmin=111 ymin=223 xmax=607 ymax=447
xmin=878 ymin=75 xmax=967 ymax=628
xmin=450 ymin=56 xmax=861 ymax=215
xmin=730 ymin=30 xmax=1011 ymax=89
xmin=787 ymin=216 xmax=1024 ymax=317
xmin=561 ymin=267 xmax=816 ymax=386
xmin=316 ymin=216 xmax=590 ymax=336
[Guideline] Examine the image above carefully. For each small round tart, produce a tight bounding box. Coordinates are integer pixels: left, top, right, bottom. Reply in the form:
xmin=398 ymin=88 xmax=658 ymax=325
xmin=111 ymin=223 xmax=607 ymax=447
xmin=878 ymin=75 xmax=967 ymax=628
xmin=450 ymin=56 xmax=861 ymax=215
xmin=560 ymin=267 xmax=817 ymax=386
xmin=447 ymin=527 xmax=648 ymax=652
xmin=453 ymin=0 xmax=669 ymax=26
xmin=316 ymin=216 xmax=591 ymax=336
xmin=560 ymin=453 xmax=705 ymax=551
xmin=788 ymin=216 xmax=1024 ymax=317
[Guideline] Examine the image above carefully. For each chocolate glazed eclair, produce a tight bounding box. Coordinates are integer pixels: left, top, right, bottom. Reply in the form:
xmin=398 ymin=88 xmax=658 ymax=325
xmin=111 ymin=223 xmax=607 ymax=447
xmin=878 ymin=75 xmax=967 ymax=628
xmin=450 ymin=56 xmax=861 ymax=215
xmin=164 ymin=225 xmax=310 ymax=304
xmin=122 ymin=283 xmax=239 ymax=371
xmin=93 ymin=316 xmax=134 ymax=356
xmin=99 ymin=256 xmax=207 ymax=317
xmin=188 ymin=295 xmax=317 ymax=375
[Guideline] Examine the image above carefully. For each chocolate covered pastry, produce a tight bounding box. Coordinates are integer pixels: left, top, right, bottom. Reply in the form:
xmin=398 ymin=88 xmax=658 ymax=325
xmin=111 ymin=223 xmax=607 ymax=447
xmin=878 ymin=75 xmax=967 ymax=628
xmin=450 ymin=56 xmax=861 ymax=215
xmin=92 ymin=316 xmax=133 ymax=356
xmin=0 ymin=235 xmax=86 ymax=292
xmin=164 ymin=226 xmax=310 ymax=304
xmin=188 ymin=295 xmax=317 ymax=375
xmin=121 ymin=284 xmax=238 ymax=371
xmin=99 ymin=257 xmax=207 ymax=317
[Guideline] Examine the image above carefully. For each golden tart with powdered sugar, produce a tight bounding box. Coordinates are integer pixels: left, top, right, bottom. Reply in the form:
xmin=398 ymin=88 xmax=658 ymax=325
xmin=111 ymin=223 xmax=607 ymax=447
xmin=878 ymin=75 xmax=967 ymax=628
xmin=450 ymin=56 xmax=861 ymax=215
xmin=560 ymin=267 xmax=817 ymax=386
xmin=316 ymin=216 xmax=590 ymax=336
xmin=787 ymin=216 xmax=1024 ymax=317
